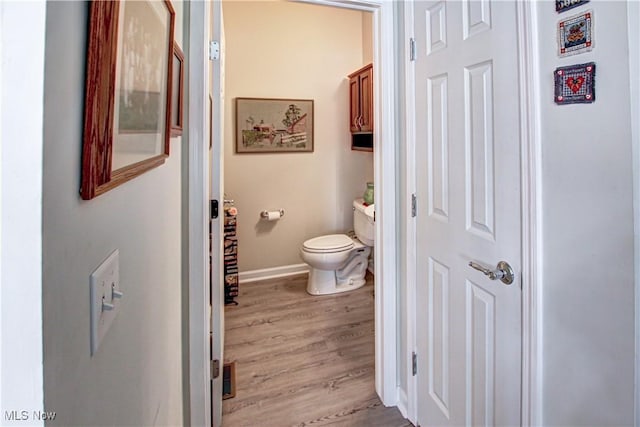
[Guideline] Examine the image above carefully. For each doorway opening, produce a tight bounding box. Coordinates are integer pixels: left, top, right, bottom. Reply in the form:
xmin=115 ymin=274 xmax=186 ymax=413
xmin=189 ymin=0 xmax=399 ymax=425
xmin=192 ymin=0 xmax=401 ymax=426
xmin=219 ymin=1 xmax=379 ymax=423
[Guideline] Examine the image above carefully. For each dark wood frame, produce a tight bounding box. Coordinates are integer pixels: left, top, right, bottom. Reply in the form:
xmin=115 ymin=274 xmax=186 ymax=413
xmin=235 ymin=97 xmax=314 ymax=153
xmin=170 ymin=41 xmax=185 ymax=137
xmin=81 ymin=0 xmax=175 ymax=200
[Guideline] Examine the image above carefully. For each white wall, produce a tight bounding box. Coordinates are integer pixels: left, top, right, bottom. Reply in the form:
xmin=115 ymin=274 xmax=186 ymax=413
xmin=42 ymin=2 xmax=185 ymax=425
xmin=537 ymin=1 xmax=636 ymax=424
xmin=0 ymin=2 xmax=46 ymax=425
xmin=222 ymin=0 xmax=374 ymax=272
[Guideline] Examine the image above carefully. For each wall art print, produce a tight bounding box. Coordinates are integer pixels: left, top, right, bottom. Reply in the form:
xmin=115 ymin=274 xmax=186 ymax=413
xmin=554 ymin=62 xmax=596 ymax=105
xmin=558 ymin=10 xmax=593 ymax=57
xmin=80 ymin=0 xmax=175 ymax=200
xmin=235 ymin=98 xmax=314 ymax=153
xmin=556 ymin=0 xmax=589 ymax=13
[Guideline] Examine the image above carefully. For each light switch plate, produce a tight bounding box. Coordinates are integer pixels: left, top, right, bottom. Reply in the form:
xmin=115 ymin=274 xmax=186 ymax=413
xmin=90 ymin=249 xmax=121 ymax=355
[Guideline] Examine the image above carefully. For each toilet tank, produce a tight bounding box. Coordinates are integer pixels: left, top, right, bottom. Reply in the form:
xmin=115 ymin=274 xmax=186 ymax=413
xmin=353 ymin=198 xmax=375 ymax=246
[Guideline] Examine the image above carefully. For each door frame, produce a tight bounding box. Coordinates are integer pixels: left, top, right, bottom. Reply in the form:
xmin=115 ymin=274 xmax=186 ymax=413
xmin=187 ymin=1 xmax=212 ymax=426
xmin=629 ymin=1 xmax=640 ymax=425
xmin=209 ymin=1 xmax=225 ymax=424
xmin=295 ymin=0 xmax=399 ymax=405
xmin=515 ymin=3 xmax=543 ymax=424
xmin=0 ymin=1 xmax=47 ymax=421
xmin=187 ymin=0 xmax=400 ymax=424
xmin=402 ymin=1 xmax=543 ymax=424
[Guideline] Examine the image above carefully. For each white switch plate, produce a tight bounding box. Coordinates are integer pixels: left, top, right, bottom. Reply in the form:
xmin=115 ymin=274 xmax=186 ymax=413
xmin=90 ymin=249 xmax=121 ymax=355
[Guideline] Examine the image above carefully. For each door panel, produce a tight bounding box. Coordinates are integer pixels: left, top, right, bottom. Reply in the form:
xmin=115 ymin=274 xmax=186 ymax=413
xmin=360 ymin=66 xmax=373 ymax=132
xmin=466 ymin=279 xmax=496 ymax=426
xmin=464 ymin=60 xmax=495 ymax=240
xmin=427 ymin=73 xmax=449 ymax=221
xmin=349 ymin=77 xmax=360 ymax=132
xmin=427 ymin=257 xmax=450 ymax=418
xmin=414 ymin=1 xmax=522 ymax=426
xmin=462 ymin=0 xmax=491 ymax=39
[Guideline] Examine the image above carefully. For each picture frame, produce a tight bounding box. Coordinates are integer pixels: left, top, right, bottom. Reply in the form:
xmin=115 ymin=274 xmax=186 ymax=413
xmin=235 ymin=98 xmax=314 ymax=153
xmin=556 ymin=0 xmax=589 ymax=13
xmin=80 ymin=0 xmax=175 ymax=200
xmin=170 ymin=41 xmax=184 ymax=137
xmin=554 ymin=62 xmax=596 ymax=105
xmin=557 ymin=10 xmax=593 ymax=57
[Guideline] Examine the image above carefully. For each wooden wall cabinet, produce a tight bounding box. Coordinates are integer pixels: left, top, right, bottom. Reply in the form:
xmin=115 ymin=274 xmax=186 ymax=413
xmin=348 ymin=63 xmax=373 ymax=151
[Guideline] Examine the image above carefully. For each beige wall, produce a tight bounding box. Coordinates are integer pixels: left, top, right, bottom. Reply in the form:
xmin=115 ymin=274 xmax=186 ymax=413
xmin=363 ymin=11 xmax=373 ymax=64
xmin=223 ymin=1 xmax=374 ymax=272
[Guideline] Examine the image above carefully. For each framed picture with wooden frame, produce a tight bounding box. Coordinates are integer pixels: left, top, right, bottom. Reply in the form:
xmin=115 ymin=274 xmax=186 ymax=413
xmin=235 ymin=98 xmax=314 ymax=153
xmin=80 ymin=0 xmax=175 ymax=200
xmin=170 ymin=41 xmax=184 ymax=137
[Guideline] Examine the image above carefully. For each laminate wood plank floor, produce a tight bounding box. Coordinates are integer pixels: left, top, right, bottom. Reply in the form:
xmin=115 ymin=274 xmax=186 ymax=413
xmin=222 ymin=273 xmax=412 ymax=427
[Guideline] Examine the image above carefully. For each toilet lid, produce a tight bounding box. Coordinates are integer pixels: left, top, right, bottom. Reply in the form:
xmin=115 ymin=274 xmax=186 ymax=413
xmin=303 ymin=234 xmax=354 ymax=253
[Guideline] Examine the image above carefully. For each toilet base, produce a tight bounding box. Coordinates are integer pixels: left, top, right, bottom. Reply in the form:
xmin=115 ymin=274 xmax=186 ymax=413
xmin=306 ymin=268 xmax=367 ymax=295
xmin=305 ymin=246 xmax=371 ymax=296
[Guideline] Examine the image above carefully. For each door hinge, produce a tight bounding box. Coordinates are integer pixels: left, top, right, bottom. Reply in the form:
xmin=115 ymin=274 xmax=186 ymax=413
xmin=209 ymin=41 xmax=220 ymax=60
xmin=411 ymin=193 xmax=417 ymax=217
xmin=409 ymin=38 xmax=416 ymax=62
xmin=412 ymin=352 xmax=418 ymax=376
xmin=211 ymin=359 xmax=220 ymax=379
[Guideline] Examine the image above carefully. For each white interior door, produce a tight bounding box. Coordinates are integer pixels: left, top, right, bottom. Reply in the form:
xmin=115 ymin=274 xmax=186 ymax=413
xmin=210 ymin=2 xmax=225 ymax=425
xmin=414 ymin=1 xmax=522 ymax=425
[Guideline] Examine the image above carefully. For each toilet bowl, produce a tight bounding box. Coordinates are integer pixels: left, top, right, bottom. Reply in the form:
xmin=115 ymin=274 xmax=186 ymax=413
xmin=300 ymin=199 xmax=374 ymax=295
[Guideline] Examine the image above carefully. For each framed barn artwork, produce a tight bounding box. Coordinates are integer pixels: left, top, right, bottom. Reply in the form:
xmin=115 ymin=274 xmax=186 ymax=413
xmin=235 ymin=98 xmax=314 ymax=153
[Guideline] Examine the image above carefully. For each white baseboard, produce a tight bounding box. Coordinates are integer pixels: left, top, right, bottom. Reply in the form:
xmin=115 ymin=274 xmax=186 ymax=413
xmin=396 ymin=387 xmax=409 ymax=419
xmin=238 ymin=263 xmax=309 ymax=283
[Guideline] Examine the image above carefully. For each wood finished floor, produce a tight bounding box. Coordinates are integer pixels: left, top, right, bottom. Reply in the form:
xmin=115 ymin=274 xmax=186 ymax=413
xmin=222 ymin=273 xmax=412 ymax=427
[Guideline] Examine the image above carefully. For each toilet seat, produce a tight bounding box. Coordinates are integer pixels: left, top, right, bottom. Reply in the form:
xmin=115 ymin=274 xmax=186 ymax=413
xmin=302 ymin=234 xmax=354 ymax=254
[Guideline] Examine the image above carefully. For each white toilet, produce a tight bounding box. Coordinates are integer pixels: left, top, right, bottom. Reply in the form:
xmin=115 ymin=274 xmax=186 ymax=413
xmin=300 ymin=198 xmax=375 ymax=295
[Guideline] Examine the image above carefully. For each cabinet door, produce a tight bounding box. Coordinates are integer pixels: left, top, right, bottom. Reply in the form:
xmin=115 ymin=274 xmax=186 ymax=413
xmin=358 ymin=66 xmax=373 ymax=132
xmin=349 ymin=76 xmax=361 ymax=132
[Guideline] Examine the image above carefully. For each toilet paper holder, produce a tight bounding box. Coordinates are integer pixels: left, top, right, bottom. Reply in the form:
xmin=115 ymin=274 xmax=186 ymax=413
xmin=260 ymin=209 xmax=285 ymax=219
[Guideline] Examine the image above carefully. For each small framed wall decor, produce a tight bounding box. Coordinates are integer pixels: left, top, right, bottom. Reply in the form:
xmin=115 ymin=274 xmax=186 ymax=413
xmin=556 ymin=0 xmax=589 ymax=13
xmin=554 ymin=62 xmax=596 ymax=105
xmin=558 ymin=10 xmax=593 ymax=57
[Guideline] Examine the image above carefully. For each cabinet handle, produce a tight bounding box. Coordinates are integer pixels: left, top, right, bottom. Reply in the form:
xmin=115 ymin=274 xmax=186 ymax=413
xmin=358 ymin=116 xmax=364 ymax=128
